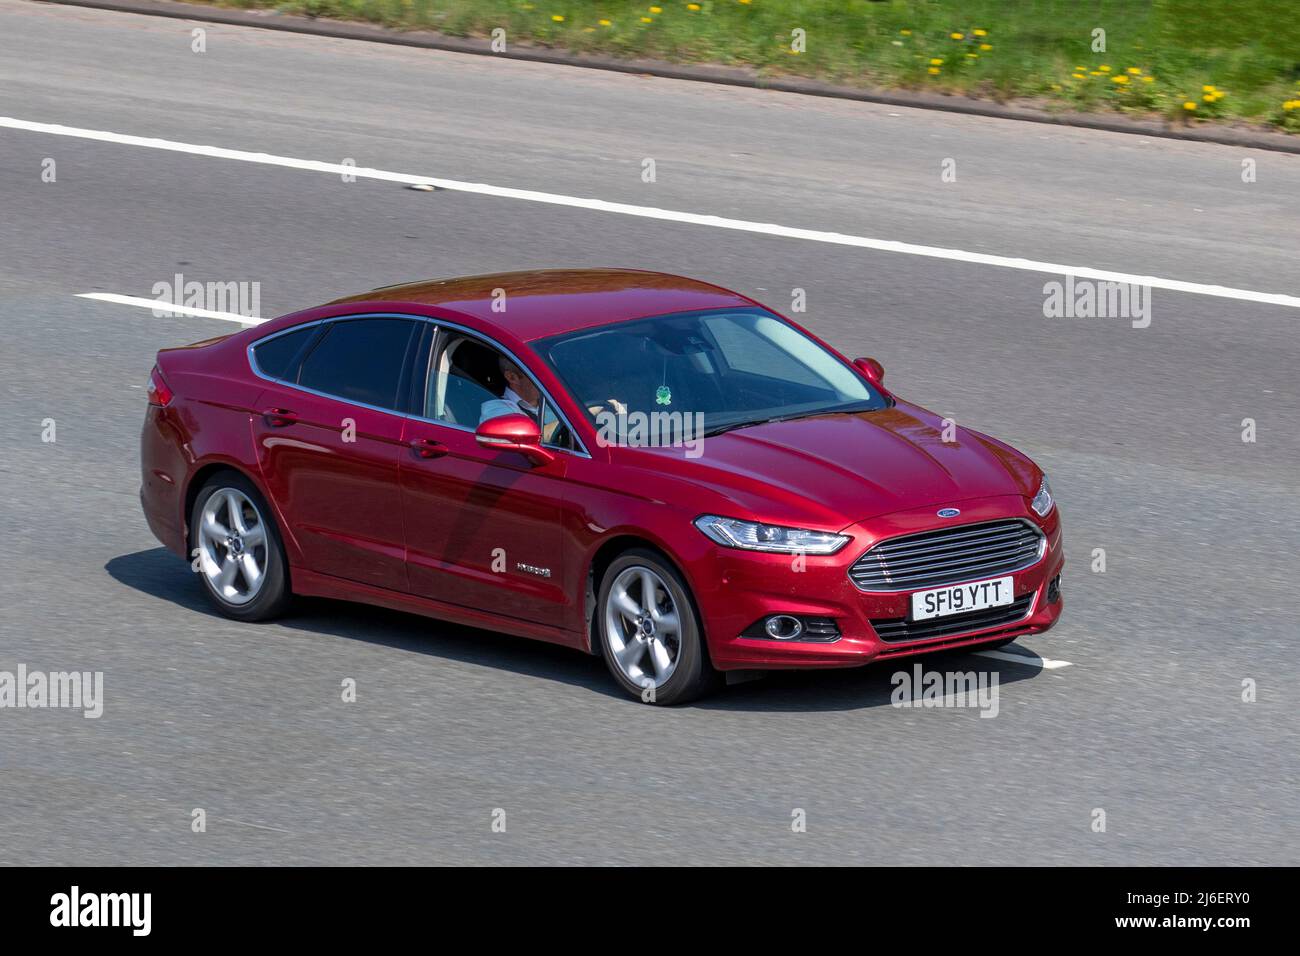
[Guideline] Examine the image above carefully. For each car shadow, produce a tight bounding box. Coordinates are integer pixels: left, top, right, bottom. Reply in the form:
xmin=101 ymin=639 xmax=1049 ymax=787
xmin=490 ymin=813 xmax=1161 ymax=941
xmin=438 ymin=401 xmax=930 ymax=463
xmin=107 ymin=548 xmax=1046 ymax=713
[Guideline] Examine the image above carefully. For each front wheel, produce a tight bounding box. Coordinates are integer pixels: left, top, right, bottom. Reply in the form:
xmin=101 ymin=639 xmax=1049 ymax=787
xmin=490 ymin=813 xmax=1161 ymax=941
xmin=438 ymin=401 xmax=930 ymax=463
xmin=190 ymin=472 xmax=291 ymax=621
xmin=598 ymin=549 xmax=717 ymax=705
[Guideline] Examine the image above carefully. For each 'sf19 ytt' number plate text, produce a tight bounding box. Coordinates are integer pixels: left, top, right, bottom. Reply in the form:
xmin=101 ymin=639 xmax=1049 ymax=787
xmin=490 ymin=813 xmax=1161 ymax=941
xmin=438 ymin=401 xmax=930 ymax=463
xmin=911 ymin=576 xmax=1014 ymax=621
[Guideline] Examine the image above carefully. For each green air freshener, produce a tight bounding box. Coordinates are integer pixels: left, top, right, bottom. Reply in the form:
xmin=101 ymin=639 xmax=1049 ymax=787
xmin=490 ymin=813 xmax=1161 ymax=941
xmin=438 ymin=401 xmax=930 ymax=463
xmin=655 ymin=385 xmax=672 ymax=406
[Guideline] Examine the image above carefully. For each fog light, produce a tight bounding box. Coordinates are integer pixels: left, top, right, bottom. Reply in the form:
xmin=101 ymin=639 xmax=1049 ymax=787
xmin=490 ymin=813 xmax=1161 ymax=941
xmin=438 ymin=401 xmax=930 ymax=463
xmin=1047 ymin=575 xmax=1061 ymax=604
xmin=763 ymin=615 xmax=804 ymax=640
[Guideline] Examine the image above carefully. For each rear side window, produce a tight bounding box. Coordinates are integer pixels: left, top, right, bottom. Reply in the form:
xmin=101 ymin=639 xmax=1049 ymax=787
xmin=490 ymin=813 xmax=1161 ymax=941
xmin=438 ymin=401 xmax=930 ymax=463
xmin=253 ymin=327 xmax=315 ymax=380
xmin=296 ymin=318 xmax=418 ymax=411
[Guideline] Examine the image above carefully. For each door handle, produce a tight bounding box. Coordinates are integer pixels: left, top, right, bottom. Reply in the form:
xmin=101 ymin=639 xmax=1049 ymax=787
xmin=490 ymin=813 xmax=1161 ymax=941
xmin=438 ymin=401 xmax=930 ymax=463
xmin=409 ymin=438 xmax=448 ymax=459
xmin=263 ymin=407 xmax=299 ymax=427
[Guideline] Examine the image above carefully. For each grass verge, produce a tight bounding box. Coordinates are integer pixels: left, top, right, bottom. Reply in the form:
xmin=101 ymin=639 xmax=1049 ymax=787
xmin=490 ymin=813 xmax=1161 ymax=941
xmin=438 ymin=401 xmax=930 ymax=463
xmin=185 ymin=0 xmax=1300 ymax=131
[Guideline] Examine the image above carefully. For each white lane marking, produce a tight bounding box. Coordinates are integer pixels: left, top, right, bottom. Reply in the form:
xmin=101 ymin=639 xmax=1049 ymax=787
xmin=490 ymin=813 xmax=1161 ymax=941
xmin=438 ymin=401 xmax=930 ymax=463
xmin=973 ymin=648 xmax=1073 ymax=669
xmin=4 ymin=115 xmax=1299 ymax=311
xmin=76 ymin=292 xmax=264 ymax=325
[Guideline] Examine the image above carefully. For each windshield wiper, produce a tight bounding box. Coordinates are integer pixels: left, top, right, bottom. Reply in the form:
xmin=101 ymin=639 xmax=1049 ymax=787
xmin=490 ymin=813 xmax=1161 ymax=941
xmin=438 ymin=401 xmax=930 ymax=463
xmin=703 ymin=403 xmax=878 ymax=438
xmin=702 ymin=418 xmax=772 ymax=438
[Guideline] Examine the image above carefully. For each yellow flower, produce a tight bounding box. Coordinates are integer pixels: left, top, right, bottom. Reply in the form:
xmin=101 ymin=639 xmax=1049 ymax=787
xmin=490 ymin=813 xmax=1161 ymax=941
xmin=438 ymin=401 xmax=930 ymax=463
xmin=1089 ymin=71 xmax=1103 ymax=76
xmin=599 ymin=18 xmax=611 ymax=25
xmin=1075 ymin=65 xmax=1086 ymax=71
xmin=929 ymin=57 xmax=943 ymax=65
xmin=1141 ymin=75 xmax=1155 ymax=83
xmin=927 ymin=66 xmax=941 ymax=74
xmin=1183 ymin=101 xmax=1197 ymax=110
xmin=979 ymin=43 xmax=991 ymax=51
xmin=899 ymin=29 xmax=912 ymax=36
xmin=640 ymin=15 xmax=652 ymax=21
xmin=649 ymin=5 xmax=662 ymax=11
xmin=738 ymin=0 xmax=751 ymax=4
xmin=687 ymin=2 xmax=700 ymax=8
xmin=1112 ymin=75 xmax=1128 ymax=84
xmin=966 ymin=52 xmax=979 ymax=59
xmin=1072 ymin=73 xmax=1086 ymax=79
xmin=1127 ymin=67 xmax=1142 ymax=75
xmin=551 ymin=14 xmax=564 ymax=21
xmin=1203 ymin=93 xmax=1214 ymax=102
xmin=1098 ymin=64 xmax=1111 ymax=72
xmin=1202 ymin=84 xmax=1216 ymax=93
xmin=950 ymin=32 xmax=964 ymax=40
xmin=973 ymin=28 xmax=987 ymax=37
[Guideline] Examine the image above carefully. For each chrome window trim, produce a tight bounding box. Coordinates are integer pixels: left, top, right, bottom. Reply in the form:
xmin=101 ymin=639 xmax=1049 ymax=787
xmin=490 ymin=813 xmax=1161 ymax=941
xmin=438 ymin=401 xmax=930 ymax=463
xmin=848 ymin=518 xmax=1047 ymax=594
xmin=246 ymin=312 xmax=590 ymax=458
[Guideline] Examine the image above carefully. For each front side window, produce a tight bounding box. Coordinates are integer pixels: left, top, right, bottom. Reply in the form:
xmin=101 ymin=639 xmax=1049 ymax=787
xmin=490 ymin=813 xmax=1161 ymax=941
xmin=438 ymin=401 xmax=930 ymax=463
xmin=296 ymin=317 xmax=418 ymax=411
xmin=422 ymin=332 xmax=579 ymax=451
xmin=536 ymin=307 xmax=886 ymax=438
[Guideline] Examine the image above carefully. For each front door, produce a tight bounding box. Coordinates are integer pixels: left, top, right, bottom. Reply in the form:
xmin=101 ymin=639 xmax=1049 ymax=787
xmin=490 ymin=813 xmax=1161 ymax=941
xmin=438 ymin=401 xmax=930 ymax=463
xmin=399 ymin=330 xmax=575 ymax=627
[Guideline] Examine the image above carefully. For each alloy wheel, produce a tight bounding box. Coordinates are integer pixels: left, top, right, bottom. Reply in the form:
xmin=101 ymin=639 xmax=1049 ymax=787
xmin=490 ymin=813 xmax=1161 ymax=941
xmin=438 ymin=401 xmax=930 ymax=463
xmin=604 ymin=565 xmax=682 ymax=689
xmin=196 ymin=487 xmax=269 ymax=606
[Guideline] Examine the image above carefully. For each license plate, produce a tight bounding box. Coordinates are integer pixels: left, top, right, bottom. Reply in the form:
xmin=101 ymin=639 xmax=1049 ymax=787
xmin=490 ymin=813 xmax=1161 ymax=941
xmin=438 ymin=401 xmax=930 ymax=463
xmin=911 ymin=576 xmax=1014 ymax=621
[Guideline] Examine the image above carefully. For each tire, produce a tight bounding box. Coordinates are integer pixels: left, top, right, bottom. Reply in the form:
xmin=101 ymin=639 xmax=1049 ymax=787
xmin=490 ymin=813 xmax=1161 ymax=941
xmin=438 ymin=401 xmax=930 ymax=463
xmin=189 ymin=471 xmax=291 ymax=622
xmin=597 ymin=548 xmax=717 ymax=705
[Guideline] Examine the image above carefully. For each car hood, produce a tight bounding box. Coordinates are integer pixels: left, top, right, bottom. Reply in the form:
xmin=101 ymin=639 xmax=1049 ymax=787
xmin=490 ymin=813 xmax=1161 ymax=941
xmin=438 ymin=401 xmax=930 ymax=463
xmin=632 ymin=401 xmax=1040 ymax=528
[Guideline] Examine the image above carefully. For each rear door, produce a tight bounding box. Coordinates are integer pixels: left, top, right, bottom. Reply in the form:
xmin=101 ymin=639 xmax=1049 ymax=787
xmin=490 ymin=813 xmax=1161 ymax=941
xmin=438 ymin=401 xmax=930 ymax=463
xmin=251 ymin=315 xmax=420 ymax=591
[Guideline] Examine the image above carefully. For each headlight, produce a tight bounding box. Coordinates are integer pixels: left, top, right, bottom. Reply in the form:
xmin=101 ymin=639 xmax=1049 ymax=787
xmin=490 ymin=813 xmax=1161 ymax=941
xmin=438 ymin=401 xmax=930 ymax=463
xmin=693 ymin=515 xmax=849 ymax=554
xmin=1030 ymin=475 xmax=1054 ymax=517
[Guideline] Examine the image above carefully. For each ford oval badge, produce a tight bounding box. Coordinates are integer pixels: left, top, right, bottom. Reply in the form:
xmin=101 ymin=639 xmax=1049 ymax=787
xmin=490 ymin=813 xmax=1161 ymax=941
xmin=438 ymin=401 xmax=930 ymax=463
xmin=936 ymin=507 xmax=961 ymax=518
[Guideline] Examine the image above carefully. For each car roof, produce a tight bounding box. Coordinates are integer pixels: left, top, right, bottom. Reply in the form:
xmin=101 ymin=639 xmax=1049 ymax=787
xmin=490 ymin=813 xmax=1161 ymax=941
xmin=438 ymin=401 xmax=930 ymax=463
xmin=324 ymin=269 xmax=757 ymax=342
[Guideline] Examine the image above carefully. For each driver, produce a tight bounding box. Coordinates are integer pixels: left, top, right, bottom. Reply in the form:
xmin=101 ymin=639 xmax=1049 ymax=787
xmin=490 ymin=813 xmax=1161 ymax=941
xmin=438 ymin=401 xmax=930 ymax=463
xmin=479 ymin=356 xmax=542 ymax=424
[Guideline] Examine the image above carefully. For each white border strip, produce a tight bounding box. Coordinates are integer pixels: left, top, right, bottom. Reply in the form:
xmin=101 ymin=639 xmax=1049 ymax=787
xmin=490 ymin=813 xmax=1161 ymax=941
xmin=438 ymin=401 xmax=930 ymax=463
xmin=8 ymin=115 xmax=1299 ymax=309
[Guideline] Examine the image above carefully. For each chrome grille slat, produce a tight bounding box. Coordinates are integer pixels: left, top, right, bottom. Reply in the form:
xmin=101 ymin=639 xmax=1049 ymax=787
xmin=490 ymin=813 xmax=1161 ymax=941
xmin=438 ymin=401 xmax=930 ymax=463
xmin=871 ymin=527 xmax=1031 ymax=558
xmin=869 ymin=554 xmax=1040 ymax=585
xmin=870 ymin=522 xmax=1030 ymax=551
xmin=874 ymin=536 xmax=1039 ymax=571
xmin=849 ymin=519 xmax=1045 ymax=592
xmin=859 ymin=557 xmax=1035 ymax=588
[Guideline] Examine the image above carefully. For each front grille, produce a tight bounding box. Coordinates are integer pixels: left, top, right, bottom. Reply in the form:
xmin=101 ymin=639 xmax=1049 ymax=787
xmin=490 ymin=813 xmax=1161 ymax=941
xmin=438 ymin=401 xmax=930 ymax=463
xmin=848 ymin=519 xmax=1044 ymax=592
xmin=871 ymin=594 xmax=1035 ymax=643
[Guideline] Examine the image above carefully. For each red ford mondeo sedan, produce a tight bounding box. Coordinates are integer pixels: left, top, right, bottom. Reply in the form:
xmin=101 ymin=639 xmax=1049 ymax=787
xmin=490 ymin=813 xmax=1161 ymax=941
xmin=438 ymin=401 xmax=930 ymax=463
xmin=140 ymin=269 xmax=1063 ymax=703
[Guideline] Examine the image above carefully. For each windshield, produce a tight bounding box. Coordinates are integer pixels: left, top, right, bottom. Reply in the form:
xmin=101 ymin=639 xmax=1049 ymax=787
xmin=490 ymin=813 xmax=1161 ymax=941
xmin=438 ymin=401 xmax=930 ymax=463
xmin=536 ymin=307 xmax=887 ymax=438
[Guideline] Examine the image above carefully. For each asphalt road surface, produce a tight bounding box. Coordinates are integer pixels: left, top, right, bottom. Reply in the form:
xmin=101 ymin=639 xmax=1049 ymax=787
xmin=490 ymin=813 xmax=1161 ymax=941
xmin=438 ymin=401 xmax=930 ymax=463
xmin=1 ymin=0 xmax=1297 ymax=865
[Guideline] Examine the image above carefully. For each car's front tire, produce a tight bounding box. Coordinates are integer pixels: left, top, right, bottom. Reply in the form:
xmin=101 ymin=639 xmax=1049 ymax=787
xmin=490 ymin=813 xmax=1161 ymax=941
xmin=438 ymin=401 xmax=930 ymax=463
xmin=189 ymin=471 xmax=291 ymax=622
xmin=597 ymin=548 xmax=717 ymax=704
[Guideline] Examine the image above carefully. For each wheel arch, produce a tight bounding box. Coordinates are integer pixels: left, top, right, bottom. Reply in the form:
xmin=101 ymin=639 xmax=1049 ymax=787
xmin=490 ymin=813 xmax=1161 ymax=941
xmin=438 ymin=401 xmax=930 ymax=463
xmin=583 ymin=533 xmax=710 ymax=663
xmin=181 ymin=460 xmax=298 ymax=563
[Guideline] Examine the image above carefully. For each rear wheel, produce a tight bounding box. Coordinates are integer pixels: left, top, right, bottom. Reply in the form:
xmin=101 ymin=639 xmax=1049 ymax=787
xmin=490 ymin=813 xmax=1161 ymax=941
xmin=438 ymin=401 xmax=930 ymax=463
xmin=190 ymin=472 xmax=291 ymax=621
xmin=598 ymin=549 xmax=717 ymax=705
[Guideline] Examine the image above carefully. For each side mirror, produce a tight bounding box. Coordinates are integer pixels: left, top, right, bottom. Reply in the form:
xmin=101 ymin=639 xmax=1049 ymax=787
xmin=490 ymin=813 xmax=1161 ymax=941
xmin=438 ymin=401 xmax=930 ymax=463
xmin=853 ymin=356 xmax=886 ymax=387
xmin=475 ymin=413 xmax=554 ymax=466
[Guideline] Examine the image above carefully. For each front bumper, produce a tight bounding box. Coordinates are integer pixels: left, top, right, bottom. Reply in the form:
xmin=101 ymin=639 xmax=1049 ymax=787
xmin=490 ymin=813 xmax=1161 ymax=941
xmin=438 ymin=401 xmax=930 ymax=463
xmin=691 ymin=495 xmax=1064 ymax=670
